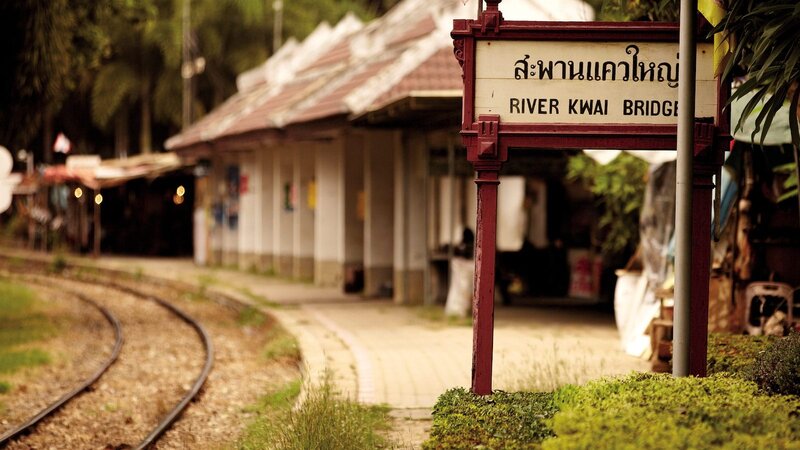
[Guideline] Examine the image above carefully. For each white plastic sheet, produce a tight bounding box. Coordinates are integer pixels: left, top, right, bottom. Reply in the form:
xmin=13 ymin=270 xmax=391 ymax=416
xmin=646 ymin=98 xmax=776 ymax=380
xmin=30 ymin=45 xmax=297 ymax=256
xmin=445 ymin=257 xmax=474 ymax=318
xmin=614 ymin=271 xmax=660 ymax=358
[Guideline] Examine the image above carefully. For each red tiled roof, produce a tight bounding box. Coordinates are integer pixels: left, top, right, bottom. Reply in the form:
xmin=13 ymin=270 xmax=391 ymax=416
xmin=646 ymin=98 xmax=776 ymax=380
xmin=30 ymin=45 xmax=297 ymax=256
xmin=219 ymin=78 xmax=330 ymax=138
xmin=166 ymin=83 xmax=268 ymax=149
xmin=370 ymin=47 xmax=461 ymax=110
xmin=386 ymin=14 xmax=437 ymax=47
xmin=301 ymin=37 xmax=352 ymax=70
xmin=289 ymin=58 xmax=395 ymax=125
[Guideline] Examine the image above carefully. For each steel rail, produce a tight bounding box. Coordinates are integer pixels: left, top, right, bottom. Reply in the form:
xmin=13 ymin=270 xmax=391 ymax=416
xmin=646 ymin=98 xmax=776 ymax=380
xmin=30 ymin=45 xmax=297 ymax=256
xmin=0 ymin=263 xmax=214 ymax=450
xmin=105 ymin=282 xmax=215 ymax=450
xmin=0 ymin=284 xmax=124 ymax=445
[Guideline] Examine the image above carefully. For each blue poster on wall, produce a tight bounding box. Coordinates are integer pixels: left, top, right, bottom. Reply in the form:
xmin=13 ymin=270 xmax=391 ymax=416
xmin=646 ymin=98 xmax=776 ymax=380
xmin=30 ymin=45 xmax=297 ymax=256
xmin=227 ymin=165 xmax=239 ymax=230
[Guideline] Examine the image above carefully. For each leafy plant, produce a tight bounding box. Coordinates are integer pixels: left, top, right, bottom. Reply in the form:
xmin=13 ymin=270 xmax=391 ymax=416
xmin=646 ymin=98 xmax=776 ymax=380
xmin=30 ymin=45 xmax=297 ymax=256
xmin=566 ymin=152 xmax=649 ymax=258
xmin=706 ymin=333 xmax=774 ymax=377
xmin=545 ymin=373 xmax=800 ymax=449
xmin=716 ymin=0 xmax=800 ymax=208
xmin=775 ymin=161 xmax=799 ymax=202
xmin=426 ymin=373 xmax=800 ymax=449
xmin=240 ymin=376 xmax=392 ymax=450
xmin=261 ymin=326 xmax=301 ymax=362
xmin=596 ymin=0 xmax=678 ymax=21
xmin=750 ymin=332 xmax=800 ymax=396
xmin=424 ymin=388 xmax=557 ymax=450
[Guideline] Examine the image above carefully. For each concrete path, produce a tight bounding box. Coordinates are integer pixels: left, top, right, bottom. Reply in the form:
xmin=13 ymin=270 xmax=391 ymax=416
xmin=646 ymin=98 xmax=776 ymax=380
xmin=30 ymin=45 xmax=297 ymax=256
xmin=90 ymin=256 xmax=649 ymax=410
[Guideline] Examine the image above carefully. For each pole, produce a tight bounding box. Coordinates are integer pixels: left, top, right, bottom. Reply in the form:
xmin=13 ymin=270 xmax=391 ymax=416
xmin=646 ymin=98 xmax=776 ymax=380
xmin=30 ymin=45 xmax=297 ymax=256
xmin=673 ymin=0 xmax=697 ymax=377
xmin=26 ymin=153 xmax=34 ymax=250
xmin=273 ymin=1 xmax=284 ymax=52
xmin=93 ymin=190 xmax=101 ymax=258
xmin=181 ymin=0 xmax=192 ymax=129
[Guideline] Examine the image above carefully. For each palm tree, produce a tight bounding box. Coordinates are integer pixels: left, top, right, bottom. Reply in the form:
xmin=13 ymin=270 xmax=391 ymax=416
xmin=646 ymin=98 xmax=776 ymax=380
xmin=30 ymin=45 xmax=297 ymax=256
xmin=91 ymin=0 xmax=175 ymax=155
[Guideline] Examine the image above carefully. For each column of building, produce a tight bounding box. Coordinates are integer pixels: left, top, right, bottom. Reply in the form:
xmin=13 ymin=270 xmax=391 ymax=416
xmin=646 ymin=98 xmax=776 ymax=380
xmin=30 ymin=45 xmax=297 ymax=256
xmin=394 ymin=131 xmax=428 ymax=304
xmin=293 ymin=145 xmax=315 ymax=280
xmin=273 ymin=145 xmax=295 ymax=277
xmin=258 ymin=146 xmax=275 ymax=273
xmin=363 ymin=130 xmax=395 ymax=297
xmin=238 ymin=150 xmax=258 ymax=270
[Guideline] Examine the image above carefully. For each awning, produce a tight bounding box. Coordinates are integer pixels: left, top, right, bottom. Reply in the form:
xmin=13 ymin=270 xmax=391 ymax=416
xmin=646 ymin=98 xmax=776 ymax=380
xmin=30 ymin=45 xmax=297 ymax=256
xmin=42 ymin=152 xmax=185 ymax=190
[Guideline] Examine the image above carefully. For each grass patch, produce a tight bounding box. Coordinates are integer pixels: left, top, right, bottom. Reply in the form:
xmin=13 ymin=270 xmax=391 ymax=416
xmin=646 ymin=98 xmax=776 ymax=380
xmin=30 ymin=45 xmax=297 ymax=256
xmin=0 ymin=349 xmax=50 ymax=373
xmin=414 ymin=305 xmax=471 ymax=327
xmin=262 ymin=326 xmax=301 ymax=362
xmin=511 ymin=342 xmax=606 ymax=392
xmin=49 ymin=254 xmax=68 ymax=273
xmin=237 ymin=306 xmax=267 ymax=327
xmin=243 ymin=378 xmax=302 ymax=415
xmin=0 ymin=380 xmax=10 ymax=393
xmin=239 ymin=377 xmax=393 ymax=450
xmin=237 ymin=287 xmax=282 ymax=309
xmin=0 ymin=279 xmax=54 ymax=379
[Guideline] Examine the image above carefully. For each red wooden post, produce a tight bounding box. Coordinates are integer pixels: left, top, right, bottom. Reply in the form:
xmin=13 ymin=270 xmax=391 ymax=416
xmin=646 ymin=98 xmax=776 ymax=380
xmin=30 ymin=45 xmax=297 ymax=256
xmin=469 ymin=115 xmax=505 ymax=395
xmin=471 ymin=160 xmax=501 ymax=394
xmin=688 ymin=122 xmax=725 ymax=376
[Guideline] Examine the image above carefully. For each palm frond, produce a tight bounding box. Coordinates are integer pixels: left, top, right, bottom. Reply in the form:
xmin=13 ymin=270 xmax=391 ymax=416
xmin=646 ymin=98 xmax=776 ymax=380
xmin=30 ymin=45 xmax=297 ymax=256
xmin=91 ymin=61 xmax=141 ymax=129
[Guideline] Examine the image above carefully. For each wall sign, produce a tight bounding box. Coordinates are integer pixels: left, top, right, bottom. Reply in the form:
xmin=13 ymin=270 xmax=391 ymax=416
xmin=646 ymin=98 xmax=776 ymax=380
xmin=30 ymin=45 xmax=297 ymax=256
xmin=475 ymin=40 xmax=716 ymax=125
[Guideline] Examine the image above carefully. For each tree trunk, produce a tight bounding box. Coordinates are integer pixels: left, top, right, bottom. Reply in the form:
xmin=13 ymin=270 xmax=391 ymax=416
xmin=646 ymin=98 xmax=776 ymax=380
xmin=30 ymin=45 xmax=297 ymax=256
xmin=140 ymin=80 xmax=152 ymax=154
xmin=115 ymin=106 xmax=129 ymax=159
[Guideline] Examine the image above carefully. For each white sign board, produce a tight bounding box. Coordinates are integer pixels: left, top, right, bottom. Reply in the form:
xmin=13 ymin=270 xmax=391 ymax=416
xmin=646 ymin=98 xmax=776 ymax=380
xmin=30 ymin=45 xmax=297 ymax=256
xmin=475 ymin=40 xmax=716 ymax=125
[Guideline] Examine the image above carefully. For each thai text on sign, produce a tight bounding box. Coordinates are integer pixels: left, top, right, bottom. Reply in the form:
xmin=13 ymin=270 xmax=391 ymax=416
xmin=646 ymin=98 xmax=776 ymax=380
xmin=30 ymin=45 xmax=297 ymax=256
xmin=474 ymin=40 xmax=716 ymax=125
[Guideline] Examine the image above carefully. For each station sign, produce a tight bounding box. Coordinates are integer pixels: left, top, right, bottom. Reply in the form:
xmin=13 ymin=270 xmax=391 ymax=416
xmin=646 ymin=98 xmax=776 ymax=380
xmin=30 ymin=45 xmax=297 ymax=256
xmin=474 ymin=40 xmax=716 ymax=125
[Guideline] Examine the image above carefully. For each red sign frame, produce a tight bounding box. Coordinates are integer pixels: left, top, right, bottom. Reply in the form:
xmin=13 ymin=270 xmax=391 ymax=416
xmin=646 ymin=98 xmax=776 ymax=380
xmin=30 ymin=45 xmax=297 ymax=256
xmin=452 ymin=0 xmax=730 ymax=395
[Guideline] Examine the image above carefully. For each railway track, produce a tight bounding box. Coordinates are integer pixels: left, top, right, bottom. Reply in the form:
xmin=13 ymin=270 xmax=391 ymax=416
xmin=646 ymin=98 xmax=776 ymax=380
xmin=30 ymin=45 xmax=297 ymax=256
xmin=0 ymin=286 xmax=123 ymax=445
xmin=0 ymin=268 xmax=214 ymax=449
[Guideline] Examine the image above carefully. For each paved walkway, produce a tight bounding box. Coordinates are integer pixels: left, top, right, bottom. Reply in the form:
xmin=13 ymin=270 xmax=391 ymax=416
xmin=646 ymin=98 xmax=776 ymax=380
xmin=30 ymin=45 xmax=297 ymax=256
xmin=87 ymin=256 xmax=649 ymax=410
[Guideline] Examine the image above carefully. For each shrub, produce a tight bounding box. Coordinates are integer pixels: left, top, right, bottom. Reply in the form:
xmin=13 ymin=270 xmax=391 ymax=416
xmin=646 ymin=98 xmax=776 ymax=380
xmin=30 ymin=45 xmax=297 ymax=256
xmin=49 ymin=254 xmax=68 ymax=273
xmin=250 ymin=379 xmax=392 ymax=450
xmin=544 ymin=373 xmax=800 ymax=450
xmin=706 ymin=333 xmax=774 ymax=377
xmin=751 ymin=332 xmax=800 ymax=396
xmin=424 ymin=388 xmax=557 ymax=449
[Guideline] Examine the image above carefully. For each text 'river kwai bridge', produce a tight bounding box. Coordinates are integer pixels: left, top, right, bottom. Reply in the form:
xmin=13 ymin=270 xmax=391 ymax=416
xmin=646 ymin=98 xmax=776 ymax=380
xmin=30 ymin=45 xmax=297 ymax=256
xmin=451 ymin=0 xmax=730 ymax=394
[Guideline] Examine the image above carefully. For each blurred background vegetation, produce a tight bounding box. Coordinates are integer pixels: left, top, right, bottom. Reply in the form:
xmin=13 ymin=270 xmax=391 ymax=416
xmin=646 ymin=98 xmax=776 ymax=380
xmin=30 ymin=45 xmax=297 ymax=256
xmin=0 ymin=0 xmax=404 ymax=161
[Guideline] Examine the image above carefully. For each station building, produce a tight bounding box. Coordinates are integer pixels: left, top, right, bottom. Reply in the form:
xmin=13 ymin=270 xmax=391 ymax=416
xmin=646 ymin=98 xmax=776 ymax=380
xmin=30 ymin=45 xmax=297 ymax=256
xmin=166 ymin=0 xmax=595 ymax=304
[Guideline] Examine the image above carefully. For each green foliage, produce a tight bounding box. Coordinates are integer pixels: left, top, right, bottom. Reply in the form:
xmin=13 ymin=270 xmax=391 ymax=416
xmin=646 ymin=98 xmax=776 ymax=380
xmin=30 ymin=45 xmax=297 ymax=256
xmin=706 ymin=333 xmax=774 ymax=377
xmin=236 ymin=305 xmax=266 ymax=327
xmin=428 ymin=371 xmax=800 ymax=449
xmin=750 ymin=333 xmax=800 ymax=396
xmin=243 ymin=378 xmax=302 ymax=415
xmin=718 ymin=1 xmax=800 ymax=205
xmin=0 ymin=381 xmax=10 ymax=394
xmin=566 ymin=152 xmax=649 ymax=257
xmin=0 ymin=350 xmax=51 ymax=374
xmin=240 ymin=377 xmax=392 ymax=450
xmin=424 ymin=388 xmax=557 ymax=450
xmin=49 ymin=254 xmax=68 ymax=274
xmin=596 ymin=0 xmax=678 ymax=21
xmin=545 ymin=373 xmax=800 ymax=450
xmin=0 ymin=280 xmax=53 ymax=376
xmin=0 ymin=0 xmax=112 ymax=149
xmin=0 ymin=279 xmax=54 ymax=349
xmin=775 ymin=161 xmax=799 ymax=202
xmin=718 ymin=0 xmax=800 ymax=148
xmin=238 ymin=379 xmax=302 ymax=448
xmin=262 ymin=326 xmax=301 ymax=362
